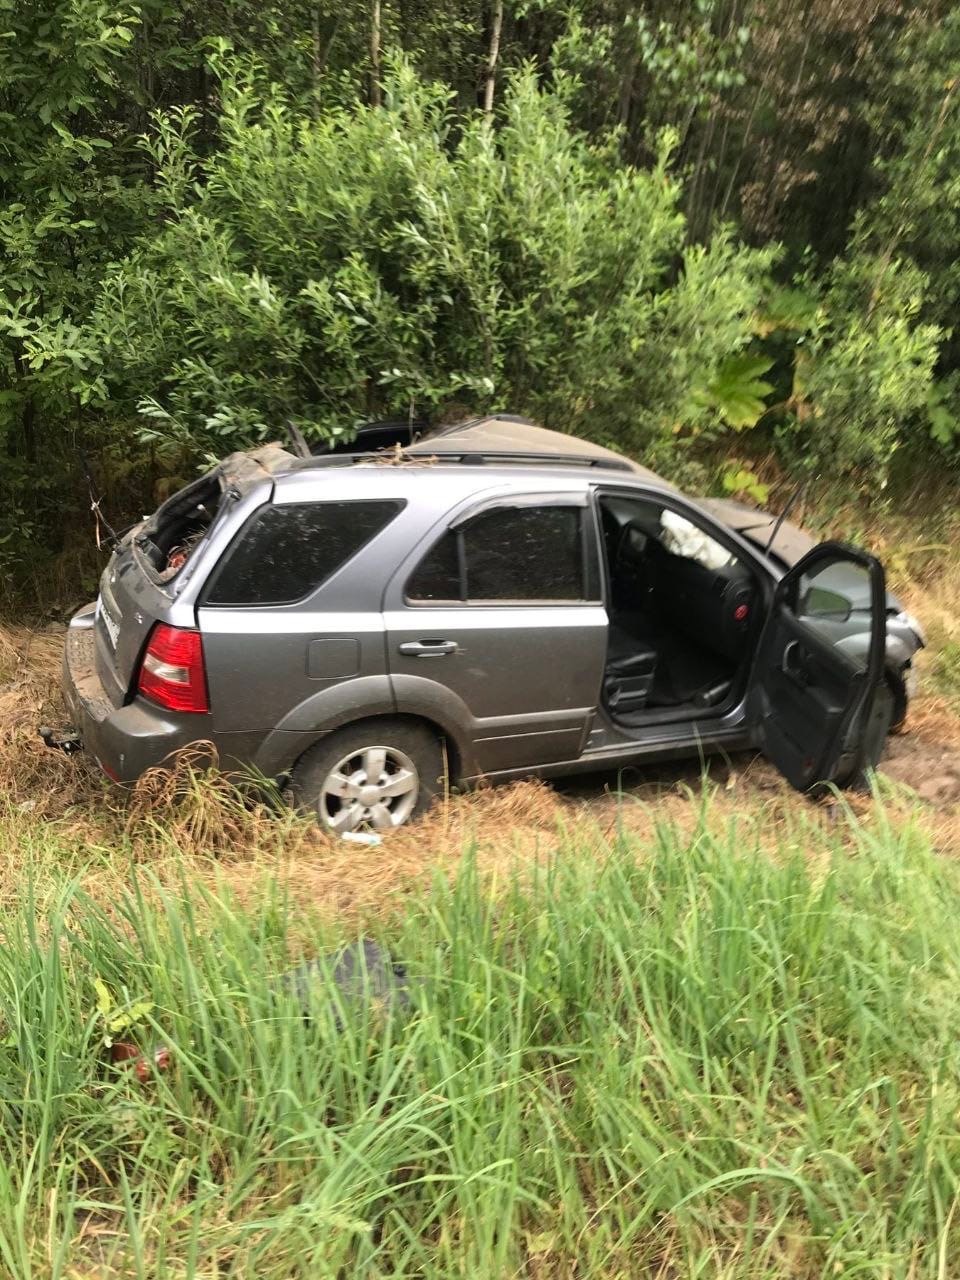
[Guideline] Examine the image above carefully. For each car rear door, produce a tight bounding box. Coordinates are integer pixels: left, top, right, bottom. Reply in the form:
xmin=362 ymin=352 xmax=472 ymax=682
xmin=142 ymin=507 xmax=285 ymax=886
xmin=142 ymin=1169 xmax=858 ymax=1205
xmin=385 ymin=492 xmax=608 ymax=774
xmin=751 ymin=541 xmax=887 ymax=791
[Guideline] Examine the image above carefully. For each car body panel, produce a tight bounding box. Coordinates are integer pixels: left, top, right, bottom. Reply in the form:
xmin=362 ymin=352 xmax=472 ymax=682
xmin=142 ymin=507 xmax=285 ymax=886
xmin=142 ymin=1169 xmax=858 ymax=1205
xmin=380 ymin=474 xmax=611 ymax=771
xmin=194 ymin=472 xmax=451 ymax=736
xmin=93 ymin=476 xmax=274 ymax=708
xmin=64 ymin=612 xmax=210 ymax=782
xmin=252 ymin=675 xmax=398 ymax=779
xmin=386 ymin=605 xmax=608 ymax=772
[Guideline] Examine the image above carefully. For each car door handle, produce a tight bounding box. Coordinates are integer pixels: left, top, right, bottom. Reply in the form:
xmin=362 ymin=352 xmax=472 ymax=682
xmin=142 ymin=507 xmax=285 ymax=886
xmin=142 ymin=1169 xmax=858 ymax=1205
xmin=782 ymin=640 xmax=810 ymax=685
xmin=398 ymin=640 xmax=459 ymax=658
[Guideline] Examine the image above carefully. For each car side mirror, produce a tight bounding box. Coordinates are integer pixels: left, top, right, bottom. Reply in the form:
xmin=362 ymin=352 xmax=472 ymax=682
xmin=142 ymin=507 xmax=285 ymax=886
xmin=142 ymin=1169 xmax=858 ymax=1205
xmin=799 ymin=585 xmax=851 ymax=622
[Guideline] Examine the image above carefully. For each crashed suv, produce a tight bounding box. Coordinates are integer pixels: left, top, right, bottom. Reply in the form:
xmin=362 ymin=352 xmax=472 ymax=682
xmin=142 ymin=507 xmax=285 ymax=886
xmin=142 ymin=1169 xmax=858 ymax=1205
xmin=53 ymin=416 xmax=925 ymax=830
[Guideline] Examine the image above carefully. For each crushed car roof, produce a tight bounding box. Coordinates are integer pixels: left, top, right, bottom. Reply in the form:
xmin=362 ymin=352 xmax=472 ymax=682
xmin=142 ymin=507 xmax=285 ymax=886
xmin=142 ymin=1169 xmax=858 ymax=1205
xmin=404 ymin=416 xmax=672 ymax=486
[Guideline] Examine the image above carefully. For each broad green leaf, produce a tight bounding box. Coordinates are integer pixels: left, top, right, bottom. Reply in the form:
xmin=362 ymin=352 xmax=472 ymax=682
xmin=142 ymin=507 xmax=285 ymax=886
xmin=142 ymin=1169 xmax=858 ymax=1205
xmin=704 ymin=355 xmax=774 ymax=429
xmin=753 ymin=285 xmax=819 ymax=337
xmin=105 ymin=997 xmax=154 ymax=1033
xmin=927 ymin=382 xmax=958 ymax=446
xmin=929 ymin=402 xmax=955 ymax=446
xmin=722 ymin=465 xmax=770 ymax=505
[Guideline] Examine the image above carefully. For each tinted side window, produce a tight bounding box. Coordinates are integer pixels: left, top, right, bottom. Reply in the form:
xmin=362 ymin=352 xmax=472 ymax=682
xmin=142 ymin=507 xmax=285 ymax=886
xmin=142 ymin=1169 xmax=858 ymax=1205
xmin=407 ymin=506 xmax=587 ymax=603
xmin=205 ymin=500 xmax=402 ymax=606
xmin=406 ymin=527 xmax=462 ymax=601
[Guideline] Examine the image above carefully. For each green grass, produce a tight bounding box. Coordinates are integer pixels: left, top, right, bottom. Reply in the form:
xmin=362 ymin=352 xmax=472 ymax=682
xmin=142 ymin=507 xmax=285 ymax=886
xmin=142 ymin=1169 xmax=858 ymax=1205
xmin=1 ymin=798 xmax=959 ymax=1277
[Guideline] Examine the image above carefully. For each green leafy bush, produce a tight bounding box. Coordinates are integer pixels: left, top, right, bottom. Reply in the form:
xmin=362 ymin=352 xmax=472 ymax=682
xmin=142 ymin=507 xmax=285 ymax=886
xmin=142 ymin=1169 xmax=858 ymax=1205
xmin=748 ymin=261 xmax=941 ymax=477
xmin=793 ymin=257 xmax=941 ymax=472
xmin=88 ymin=61 xmax=773 ymax=457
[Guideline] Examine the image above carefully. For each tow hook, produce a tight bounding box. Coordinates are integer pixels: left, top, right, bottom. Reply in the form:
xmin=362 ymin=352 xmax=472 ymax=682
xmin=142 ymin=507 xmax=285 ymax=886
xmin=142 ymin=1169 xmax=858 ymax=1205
xmin=38 ymin=725 xmax=83 ymax=755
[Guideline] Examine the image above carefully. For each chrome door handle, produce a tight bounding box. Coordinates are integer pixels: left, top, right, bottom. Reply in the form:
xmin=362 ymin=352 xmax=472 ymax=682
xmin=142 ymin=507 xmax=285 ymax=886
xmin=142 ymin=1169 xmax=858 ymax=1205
xmin=398 ymin=640 xmax=459 ymax=658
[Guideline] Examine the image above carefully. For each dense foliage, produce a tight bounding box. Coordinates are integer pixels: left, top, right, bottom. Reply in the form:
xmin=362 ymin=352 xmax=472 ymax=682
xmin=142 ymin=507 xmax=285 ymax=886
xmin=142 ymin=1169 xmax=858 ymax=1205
xmin=1 ymin=0 xmax=957 ymax=576
xmin=91 ymin=68 xmax=773 ymax=459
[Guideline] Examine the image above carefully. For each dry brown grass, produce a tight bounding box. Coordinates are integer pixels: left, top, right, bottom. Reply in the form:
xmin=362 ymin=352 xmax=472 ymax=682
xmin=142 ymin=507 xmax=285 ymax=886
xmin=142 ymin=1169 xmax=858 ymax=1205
xmin=214 ymin=778 xmax=576 ymax=924
xmin=3 ymin=557 xmax=960 ymax=932
xmin=0 ymin=622 xmax=109 ymax=818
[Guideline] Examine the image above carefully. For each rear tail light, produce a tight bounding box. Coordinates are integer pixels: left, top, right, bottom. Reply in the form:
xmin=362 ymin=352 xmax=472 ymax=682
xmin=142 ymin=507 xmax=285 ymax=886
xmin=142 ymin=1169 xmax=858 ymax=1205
xmin=137 ymin=624 xmax=209 ymax=714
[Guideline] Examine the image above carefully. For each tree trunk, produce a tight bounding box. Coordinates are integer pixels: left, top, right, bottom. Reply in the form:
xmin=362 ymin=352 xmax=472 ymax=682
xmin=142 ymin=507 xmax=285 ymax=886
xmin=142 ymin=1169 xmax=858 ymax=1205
xmin=483 ymin=0 xmax=504 ymax=120
xmin=312 ymin=7 xmax=321 ymax=105
xmin=370 ymin=0 xmax=382 ymax=107
xmin=617 ymin=50 xmax=637 ymax=131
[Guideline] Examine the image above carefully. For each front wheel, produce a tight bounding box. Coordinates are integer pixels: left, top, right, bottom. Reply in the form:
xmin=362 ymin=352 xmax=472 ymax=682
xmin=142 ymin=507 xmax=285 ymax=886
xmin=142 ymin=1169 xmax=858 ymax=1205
xmin=887 ymin=670 xmax=909 ymax=735
xmin=290 ymin=719 xmax=445 ymax=833
xmin=849 ymin=682 xmax=896 ymax=792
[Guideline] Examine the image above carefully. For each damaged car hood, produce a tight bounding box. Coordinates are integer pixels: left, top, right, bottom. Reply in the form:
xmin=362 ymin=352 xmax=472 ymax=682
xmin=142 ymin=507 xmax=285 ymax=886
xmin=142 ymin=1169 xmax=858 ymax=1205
xmin=697 ymin=497 xmax=816 ymax=568
xmin=700 ymin=496 xmax=913 ymax=621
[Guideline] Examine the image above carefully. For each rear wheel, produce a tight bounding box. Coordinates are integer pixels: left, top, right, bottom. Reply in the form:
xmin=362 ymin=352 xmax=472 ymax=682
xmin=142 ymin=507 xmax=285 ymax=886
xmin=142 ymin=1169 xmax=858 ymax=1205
xmin=291 ymin=719 xmax=445 ymax=832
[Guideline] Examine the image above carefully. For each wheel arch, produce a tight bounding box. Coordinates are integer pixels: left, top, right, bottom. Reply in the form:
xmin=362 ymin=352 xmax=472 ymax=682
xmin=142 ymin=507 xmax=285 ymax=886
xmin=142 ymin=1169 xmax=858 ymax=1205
xmin=252 ymin=675 xmax=477 ymax=783
xmin=287 ymin=711 xmax=463 ymax=784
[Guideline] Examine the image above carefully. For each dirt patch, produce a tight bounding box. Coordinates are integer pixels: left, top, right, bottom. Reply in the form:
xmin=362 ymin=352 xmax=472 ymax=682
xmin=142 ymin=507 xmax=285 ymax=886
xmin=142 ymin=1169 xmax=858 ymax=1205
xmin=862 ymin=671 xmax=960 ymax=808
xmin=882 ymin=731 xmax=960 ymax=806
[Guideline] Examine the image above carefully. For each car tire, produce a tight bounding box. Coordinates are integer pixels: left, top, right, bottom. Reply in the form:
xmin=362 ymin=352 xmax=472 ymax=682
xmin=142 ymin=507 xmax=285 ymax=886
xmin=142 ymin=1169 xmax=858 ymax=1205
xmin=887 ymin=670 xmax=908 ymax=735
xmin=290 ymin=719 xmax=445 ymax=833
xmin=850 ymin=682 xmax=896 ymax=792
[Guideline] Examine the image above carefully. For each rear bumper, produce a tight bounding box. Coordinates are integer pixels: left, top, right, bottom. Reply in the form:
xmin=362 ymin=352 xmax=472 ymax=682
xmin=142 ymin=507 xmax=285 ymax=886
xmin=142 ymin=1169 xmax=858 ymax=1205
xmin=62 ymin=606 xmax=212 ymax=783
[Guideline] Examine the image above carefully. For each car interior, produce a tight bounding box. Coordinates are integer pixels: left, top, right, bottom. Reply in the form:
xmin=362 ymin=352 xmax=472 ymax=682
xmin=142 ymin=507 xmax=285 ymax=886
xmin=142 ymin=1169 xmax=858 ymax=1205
xmin=599 ymin=495 xmax=762 ymax=723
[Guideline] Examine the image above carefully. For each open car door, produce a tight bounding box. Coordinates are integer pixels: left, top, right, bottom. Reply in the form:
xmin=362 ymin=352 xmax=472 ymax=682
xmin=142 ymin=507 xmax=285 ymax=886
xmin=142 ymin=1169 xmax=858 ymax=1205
xmin=752 ymin=542 xmax=887 ymax=792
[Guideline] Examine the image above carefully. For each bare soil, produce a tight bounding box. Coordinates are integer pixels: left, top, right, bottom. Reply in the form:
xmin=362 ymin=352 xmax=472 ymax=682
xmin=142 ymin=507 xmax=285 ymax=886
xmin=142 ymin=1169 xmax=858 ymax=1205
xmin=882 ymin=734 xmax=960 ymax=806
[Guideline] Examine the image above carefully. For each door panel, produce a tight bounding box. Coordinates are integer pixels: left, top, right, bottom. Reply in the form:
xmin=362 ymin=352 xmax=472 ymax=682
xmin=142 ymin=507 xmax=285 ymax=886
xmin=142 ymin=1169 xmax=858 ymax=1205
xmin=385 ymin=494 xmax=607 ymax=774
xmin=385 ymin=606 xmax=608 ymax=772
xmin=752 ymin=542 xmax=886 ymax=791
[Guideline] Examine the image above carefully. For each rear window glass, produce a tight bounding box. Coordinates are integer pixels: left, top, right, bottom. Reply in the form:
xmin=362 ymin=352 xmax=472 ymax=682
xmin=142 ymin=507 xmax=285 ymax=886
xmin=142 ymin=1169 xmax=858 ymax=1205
xmin=205 ymin=500 xmax=403 ymax=606
xmin=144 ymin=471 xmax=223 ymax=582
xmin=408 ymin=506 xmax=586 ymax=602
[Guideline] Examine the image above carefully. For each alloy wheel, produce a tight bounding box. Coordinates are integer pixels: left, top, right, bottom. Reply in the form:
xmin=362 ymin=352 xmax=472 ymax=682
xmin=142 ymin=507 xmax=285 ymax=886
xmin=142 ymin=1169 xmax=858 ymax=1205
xmin=318 ymin=744 xmax=420 ymax=832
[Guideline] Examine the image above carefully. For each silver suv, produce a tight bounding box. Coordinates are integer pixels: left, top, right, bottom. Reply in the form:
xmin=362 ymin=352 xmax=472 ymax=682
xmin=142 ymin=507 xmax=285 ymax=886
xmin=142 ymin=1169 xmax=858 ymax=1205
xmin=55 ymin=416 xmax=924 ymax=829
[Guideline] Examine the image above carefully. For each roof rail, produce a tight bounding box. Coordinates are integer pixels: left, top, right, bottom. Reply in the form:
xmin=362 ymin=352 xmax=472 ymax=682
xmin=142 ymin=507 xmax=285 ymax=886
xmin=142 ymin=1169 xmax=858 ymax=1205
xmin=292 ymin=448 xmax=633 ymax=472
xmin=425 ymin=450 xmax=632 ymax=471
